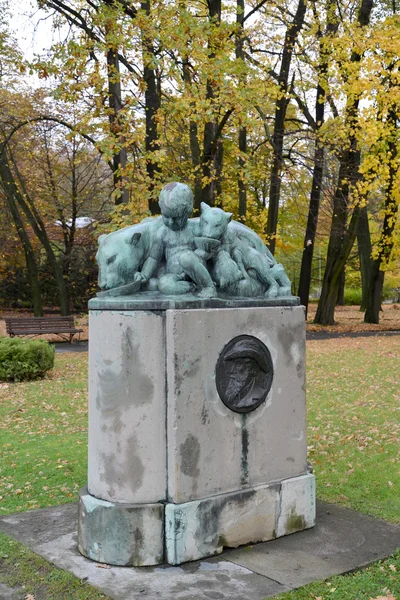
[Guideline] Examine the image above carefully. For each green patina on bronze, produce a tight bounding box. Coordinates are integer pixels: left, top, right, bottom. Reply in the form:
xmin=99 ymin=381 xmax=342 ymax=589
xmin=96 ymin=182 xmax=292 ymax=299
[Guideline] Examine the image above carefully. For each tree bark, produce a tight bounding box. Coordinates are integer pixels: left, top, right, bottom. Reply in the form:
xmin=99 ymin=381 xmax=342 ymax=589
xmin=141 ymin=0 xmax=161 ymax=214
xmin=315 ymin=205 xmax=361 ymax=324
xmin=266 ymin=0 xmax=307 ymax=253
xmin=298 ymin=0 xmax=337 ymax=314
xmin=336 ymin=266 xmax=345 ymax=306
xmin=201 ymin=0 xmax=222 ymax=206
xmin=0 ymin=147 xmax=70 ymax=315
xmin=364 ymin=109 xmax=399 ymax=323
xmin=1 ymin=196 xmax=43 ymax=316
xmin=314 ymin=0 xmax=374 ymax=325
xmin=107 ymin=49 xmax=129 ymax=205
xmin=182 ymin=55 xmax=202 ymax=214
xmin=237 ymin=0 xmax=247 ymax=221
xmin=357 ymin=204 xmax=372 ymax=310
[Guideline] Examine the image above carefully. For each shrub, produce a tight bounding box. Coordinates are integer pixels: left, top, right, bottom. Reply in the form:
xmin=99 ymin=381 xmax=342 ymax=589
xmin=0 ymin=338 xmax=55 ymax=382
xmin=343 ymin=288 xmax=362 ymax=306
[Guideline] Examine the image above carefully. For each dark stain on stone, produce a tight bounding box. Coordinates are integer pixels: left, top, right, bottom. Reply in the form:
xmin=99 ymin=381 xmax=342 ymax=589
xmin=240 ymin=414 xmax=249 ymax=486
xmin=99 ymin=451 xmax=117 ymax=498
xmin=174 ymin=352 xmax=184 ymax=394
xmin=164 ymin=182 xmax=178 ymax=191
xmin=296 ymin=359 xmax=304 ymax=378
xmin=128 ymin=511 xmax=144 ymax=565
xmin=122 ymin=327 xmax=154 ymax=405
xmin=180 ymin=434 xmax=200 ymax=482
xmin=201 ymin=403 xmax=208 ymax=425
xmin=95 ymin=325 xmax=154 ymax=417
xmin=194 ymin=489 xmax=257 ymax=555
xmin=183 ymin=356 xmax=202 ymax=379
xmin=127 ymin=433 xmax=144 ymax=492
xmin=217 ymin=534 xmax=227 ymax=548
xmin=286 ymin=456 xmax=295 ymax=462
xmin=215 ymin=573 xmax=230 ymax=582
xmin=195 ymin=498 xmax=227 ymax=553
xmin=285 ymin=507 xmax=306 ymax=533
xmin=129 ymin=529 xmax=144 ymax=565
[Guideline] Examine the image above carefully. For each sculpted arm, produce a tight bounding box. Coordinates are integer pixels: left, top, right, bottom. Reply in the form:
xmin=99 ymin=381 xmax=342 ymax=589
xmin=134 ymin=229 xmax=164 ymax=282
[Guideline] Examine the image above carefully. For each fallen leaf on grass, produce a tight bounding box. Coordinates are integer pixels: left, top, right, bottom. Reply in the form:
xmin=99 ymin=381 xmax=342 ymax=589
xmin=369 ymin=595 xmax=396 ymax=600
xmin=25 ymin=594 xmax=36 ymax=600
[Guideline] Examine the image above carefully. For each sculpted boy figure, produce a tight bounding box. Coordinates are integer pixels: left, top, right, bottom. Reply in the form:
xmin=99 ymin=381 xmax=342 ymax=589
xmin=134 ymin=182 xmax=217 ymax=297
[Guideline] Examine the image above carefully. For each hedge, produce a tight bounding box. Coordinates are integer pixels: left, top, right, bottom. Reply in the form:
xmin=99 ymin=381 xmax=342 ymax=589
xmin=0 ymin=338 xmax=55 ymax=382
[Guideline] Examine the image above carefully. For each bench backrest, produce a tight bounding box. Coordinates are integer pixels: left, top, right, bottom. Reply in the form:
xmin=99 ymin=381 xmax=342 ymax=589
xmin=5 ymin=316 xmax=76 ymax=333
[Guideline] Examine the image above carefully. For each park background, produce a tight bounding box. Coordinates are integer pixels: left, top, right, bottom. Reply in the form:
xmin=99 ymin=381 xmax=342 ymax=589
xmin=0 ymin=0 xmax=399 ymax=324
xmin=0 ymin=1 xmax=399 ymax=599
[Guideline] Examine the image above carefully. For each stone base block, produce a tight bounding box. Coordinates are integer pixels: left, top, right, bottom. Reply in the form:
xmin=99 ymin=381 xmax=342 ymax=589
xmin=276 ymin=473 xmax=316 ymax=537
xmin=165 ymin=473 xmax=315 ymax=565
xmin=78 ymin=487 xmax=164 ymax=566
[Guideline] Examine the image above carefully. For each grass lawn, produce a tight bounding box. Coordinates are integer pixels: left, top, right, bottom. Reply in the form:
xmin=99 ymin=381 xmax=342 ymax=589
xmin=0 ymin=336 xmax=399 ymax=599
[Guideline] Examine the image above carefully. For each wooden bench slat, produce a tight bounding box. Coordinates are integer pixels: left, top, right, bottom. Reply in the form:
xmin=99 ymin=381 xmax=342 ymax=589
xmin=4 ymin=316 xmax=83 ymax=343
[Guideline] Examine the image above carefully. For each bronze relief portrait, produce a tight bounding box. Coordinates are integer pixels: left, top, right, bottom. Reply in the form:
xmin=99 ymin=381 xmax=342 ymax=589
xmin=216 ymin=335 xmax=273 ymax=414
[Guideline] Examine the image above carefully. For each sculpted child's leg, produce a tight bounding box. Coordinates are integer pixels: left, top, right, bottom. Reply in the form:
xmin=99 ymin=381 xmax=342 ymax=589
xmin=179 ymin=251 xmax=217 ymax=297
xmin=158 ymin=273 xmax=194 ymax=295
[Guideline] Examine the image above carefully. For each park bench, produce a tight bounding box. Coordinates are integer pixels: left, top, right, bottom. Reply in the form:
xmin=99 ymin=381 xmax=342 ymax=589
xmin=5 ymin=316 xmax=83 ymax=343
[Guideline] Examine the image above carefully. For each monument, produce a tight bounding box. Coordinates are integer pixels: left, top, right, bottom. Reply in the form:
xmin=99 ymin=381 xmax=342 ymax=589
xmin=78 ymin=182 xmax=315 ymax=566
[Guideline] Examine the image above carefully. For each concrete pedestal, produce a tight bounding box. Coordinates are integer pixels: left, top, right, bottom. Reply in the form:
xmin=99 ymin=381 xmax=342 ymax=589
xmin=78 ymin=297 xmax=315 ymax=566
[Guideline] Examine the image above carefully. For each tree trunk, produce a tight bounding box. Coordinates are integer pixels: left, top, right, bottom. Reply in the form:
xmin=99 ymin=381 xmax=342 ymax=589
xmin=201 ymin=0 xmax=222 ymax=206
xmin=107 ymin=48 xmax=129 ymax=205
xmin=238 ymin=126 xmax=247 ymax=219
xmin=0 ymin=148 xmax=70 ymax=315
xmin=141 ymin=0 xmax=161 ymax=214
xmin=2 ymin=197 xmax=43 ymax=316
xmin=215 ymin=140 xmax=224 ymax=200
xmin=266 ymin=0 xmax=307 ymax=253
xmin=365 ymin=264 xmax=384 ymax=323
xmin=365 ymin=110 xmax=398 ymax=323
xmin=236 ymin=0 xmax=247 ymax=221
xmin=357 ymin=204 xmax=372 ymax=310
xmin=298 ymin=0 xmax=338 ymax=314
xmin=314 ymin=0 xmax=374 ymax=325
xmin=315 ymin=206 xmax=361 ymax=324
xmin=182 ymin=55 xmax=202 ymax=214
xmin=336 ymin=267 xmax=345 ymax=306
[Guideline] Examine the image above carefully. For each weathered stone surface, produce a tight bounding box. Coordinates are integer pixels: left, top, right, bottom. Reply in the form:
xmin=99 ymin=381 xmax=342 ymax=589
xmin=89 ymin=294 xmax=300 ymax=311
xmin=165 ymin=484 xmax=278 ymax=565
xmin=276 ymin=473 xmax=316 ymax=537
xmin=166 ymin=306 xmax=307 ymax=504
xmin=165 ymin=474 xmax=315 ymax=565
xmin=78 ymin=487 xmax=164 ymax=566
xmin=87 ymin=310 xmax=166 ymax=504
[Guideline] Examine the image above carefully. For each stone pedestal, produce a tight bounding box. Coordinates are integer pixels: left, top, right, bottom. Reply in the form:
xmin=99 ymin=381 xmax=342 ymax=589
xmin=78 ymin=296 xmax=315 ymax=566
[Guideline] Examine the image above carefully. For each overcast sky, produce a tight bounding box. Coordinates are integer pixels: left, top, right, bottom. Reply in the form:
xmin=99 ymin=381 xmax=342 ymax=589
xmin=10 ymin=1 xmax=61 ymax=61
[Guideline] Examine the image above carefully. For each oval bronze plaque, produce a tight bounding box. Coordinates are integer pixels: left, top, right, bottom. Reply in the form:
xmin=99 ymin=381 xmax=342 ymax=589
xmin=216 ymin=335 xmax=273 ymax=414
